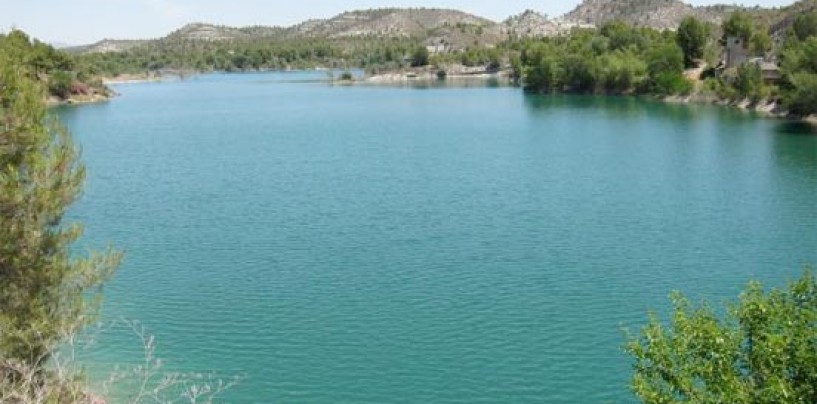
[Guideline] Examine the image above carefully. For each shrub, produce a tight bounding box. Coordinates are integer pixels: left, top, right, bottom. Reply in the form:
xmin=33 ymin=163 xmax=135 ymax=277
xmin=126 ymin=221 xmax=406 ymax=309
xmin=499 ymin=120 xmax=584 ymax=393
xmin=628 ymin=270 xmax=817 ymax=403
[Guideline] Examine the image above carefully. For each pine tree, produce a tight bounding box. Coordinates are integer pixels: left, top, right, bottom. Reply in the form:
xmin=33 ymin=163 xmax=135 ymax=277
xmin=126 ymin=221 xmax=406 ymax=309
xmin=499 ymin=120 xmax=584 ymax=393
xmin=0 ymin=31 xmax=122 ymax=368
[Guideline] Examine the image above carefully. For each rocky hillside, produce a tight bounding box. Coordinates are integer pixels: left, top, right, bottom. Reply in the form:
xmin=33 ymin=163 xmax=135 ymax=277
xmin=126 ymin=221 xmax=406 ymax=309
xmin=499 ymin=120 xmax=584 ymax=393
xmin=289 ymin=8 xmax=494 ymax=38
xmin=166 ymin=23 xmax=250 ymax=41
xmin=563 ymin=0 xmax=730 ymax=29
xmin=71 ymin=1 xmax=815 ymax=54
xmin=501 ymin=10 xmax=594 ymax=38
xmin=68 ymin=39 xmax=147 ymax=53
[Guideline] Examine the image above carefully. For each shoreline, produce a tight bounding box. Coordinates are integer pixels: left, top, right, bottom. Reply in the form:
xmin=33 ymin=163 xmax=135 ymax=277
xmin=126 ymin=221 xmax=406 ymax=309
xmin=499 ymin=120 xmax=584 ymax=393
xmin=365 ymin=65 xmax=510 ymax=83
xmin=662 ymin=93 xmax=817 ymax=125
xmin=102 ymin=74 xmax=170 ymax=85
xmin=46 ymin=93 xmax=113 ymax=107
xmin=77 ymin=68 xmax=817 ymax=127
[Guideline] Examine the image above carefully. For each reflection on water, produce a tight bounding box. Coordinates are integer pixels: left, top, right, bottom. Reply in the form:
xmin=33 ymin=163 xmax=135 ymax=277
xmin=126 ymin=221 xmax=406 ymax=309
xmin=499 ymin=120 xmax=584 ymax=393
xmin=772 ymin=124 xmax=817 ymax=172
xmin=522 ymin=94 xmax=670 ymax=121
xmin=522 ymin=93 xmax=781 ymax=125
xmin=362 ymin=76 xmax=511 ymax=90
xmin=774 ymin=120 xmax=817 ymax=136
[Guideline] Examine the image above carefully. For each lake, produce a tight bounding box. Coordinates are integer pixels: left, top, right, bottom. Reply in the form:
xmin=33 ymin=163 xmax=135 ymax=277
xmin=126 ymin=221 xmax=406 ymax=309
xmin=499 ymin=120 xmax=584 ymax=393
xmin=57 ymin=71 xmax=817 ymax=403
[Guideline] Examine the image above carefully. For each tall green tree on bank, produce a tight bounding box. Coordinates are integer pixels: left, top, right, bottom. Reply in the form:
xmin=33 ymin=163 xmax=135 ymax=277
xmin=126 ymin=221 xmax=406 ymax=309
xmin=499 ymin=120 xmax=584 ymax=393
xmin=411 ymin=45 xmax=430 ymax=67
xmin=722 ymin=11 xmax=771 ymax=55
xmin=0 ymin=31 xmax=121 ymax=368
xmin=780 ymin=36 xmax=817 ymax=115
xmin=628 ymin=270 xmax=817 ymax=403
xmin=519 ymin=22 xmax=691 ymax=95
xmin=723 ymin=11 xmax=756 ymax=43
xmin=676 ymin=16 xmax=709 ymax=67
xmin=792 ymin=12 xmax=817 ymax=42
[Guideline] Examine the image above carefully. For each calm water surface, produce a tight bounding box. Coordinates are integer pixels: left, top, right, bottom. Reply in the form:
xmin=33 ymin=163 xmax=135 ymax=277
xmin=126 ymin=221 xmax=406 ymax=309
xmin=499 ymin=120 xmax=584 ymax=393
xmin=57 ymin=72 xmax=817 ymax=403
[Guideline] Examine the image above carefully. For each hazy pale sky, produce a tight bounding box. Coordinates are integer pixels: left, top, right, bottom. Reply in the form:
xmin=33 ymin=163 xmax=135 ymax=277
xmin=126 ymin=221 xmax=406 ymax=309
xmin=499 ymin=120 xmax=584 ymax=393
xmin=2 ymin=0 xmax=793 ymax=45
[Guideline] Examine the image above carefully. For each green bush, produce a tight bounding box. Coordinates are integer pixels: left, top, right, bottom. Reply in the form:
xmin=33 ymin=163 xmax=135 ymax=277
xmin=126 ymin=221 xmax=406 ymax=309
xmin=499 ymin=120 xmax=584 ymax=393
xmin=48 ymin=70 xmax=73 ymax=98
xmin=628 ymin=270 xmax=817 ymax=403
xmin=651 ymin=72 xmax=693 ymax=95
xmin=784 ymin=73 xmax=817 ymax=115
xmin=734 ymin=63 xmax=766 ymax=102
xmin=411 ymin=46 xmax=429 ymax=67
xmin=677 ymin=16 xmax=709 ymax=67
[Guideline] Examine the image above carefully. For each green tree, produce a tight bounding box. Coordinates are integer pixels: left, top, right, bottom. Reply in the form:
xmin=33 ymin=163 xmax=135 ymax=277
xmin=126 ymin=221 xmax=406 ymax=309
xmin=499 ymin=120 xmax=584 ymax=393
xmin=601 ymin=21 xmax=645 ymax=52
xmin=783 ymin=73 xmax=817 ymax=116
xmin=410 ymin=46 xmax=429 ymax=67
xmin=750 ymin=29 xmax=772 ymax=55
xmin=734 ymin=63 xmax=765 ymax=101
xmin=48 ymin=70 xmax=74 ymax=99
xmin=646 ymin=43 xmax=684 ymax=77
xmin=628 ymin=270 xmax=817 ymax=403
xmin=792 ymin=12 xmax=817 ymax=42
xmin=781 ymin=37 xmax=817 ymax=74
xmin=0 ymin=33 xmax=121 ymax=368
xmin=597 ymin=50 xmax=647 ymax=93
xmin=646 ymin=43 xmax=691 ymax=95
xmin=723 ymin=11 xmax=756 ymax=42
xmin=677 ymin=16 xmax=709 ymax=67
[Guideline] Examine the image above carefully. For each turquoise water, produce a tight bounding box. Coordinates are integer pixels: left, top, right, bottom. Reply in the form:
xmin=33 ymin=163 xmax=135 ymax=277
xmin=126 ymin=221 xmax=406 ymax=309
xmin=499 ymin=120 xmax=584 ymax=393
xmin=57 ymin=72 xmax=817 ymax=403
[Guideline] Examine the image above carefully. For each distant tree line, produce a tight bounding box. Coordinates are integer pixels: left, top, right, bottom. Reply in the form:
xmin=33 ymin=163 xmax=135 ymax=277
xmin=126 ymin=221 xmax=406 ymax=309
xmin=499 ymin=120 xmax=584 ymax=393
xmin=514 ymin=22 xmax=692 ymax=96
xmin=77 ymin=37 xmax=429 ymax=76
xmin=514 ymin=10 xmax=817 ymax=115
xmin=0 ymin=31 xmax=107 ymax=100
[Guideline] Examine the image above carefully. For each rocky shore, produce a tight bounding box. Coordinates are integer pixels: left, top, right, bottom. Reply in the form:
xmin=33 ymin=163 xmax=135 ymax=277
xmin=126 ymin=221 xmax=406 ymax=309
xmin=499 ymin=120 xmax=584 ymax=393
xmin=366 ymin=65 xmax=512 ymax=83
xmin=662 ymin=93 xmax=817 ymax=125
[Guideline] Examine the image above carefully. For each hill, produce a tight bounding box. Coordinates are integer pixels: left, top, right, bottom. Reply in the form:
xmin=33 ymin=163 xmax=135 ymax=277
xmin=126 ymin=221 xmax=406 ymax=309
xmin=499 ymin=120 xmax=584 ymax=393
xmin=67 ymin=39 xmax=148 ymax=54
xmin=70 ymin=1 xmax=817 ymax=55
xmin=65 ymin=1 xmax=817 ymax=78
xmin=74 ymin=7 xmax=577 ymax=56
xmin=562 ymin=0 xmax=732 ymax=30
xmin=501 ymin=10 xmax=594 ymax=38
xmin=288 ymin=8 xmax=494 ymax=38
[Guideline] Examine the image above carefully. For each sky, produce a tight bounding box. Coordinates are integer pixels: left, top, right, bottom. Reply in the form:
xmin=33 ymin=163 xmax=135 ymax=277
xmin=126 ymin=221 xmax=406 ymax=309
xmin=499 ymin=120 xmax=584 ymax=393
xmin=1 ymin=0 xmax=794 ymax=45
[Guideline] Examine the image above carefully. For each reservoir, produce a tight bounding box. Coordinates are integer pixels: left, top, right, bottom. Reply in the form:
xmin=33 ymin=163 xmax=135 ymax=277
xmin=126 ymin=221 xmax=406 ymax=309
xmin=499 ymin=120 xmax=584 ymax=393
xmin=58 ymin=72 xmax=817 ymax=403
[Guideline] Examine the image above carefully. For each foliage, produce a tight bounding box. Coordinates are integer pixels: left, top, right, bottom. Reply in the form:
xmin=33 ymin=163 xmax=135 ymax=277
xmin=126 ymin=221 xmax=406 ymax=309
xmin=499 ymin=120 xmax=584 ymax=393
xmin=734 ymin=63 xmax=766 ymax=102
xmin=519 ymin=22 xmax=689 ymax=96
xmin=781 ymin=37 xmax=817 ymax=74
xmin=644 ymin=41 xmax=692 ymax=97
xmin=750 ymin=29 xmax=772 ymax=55
xmin=339 ymin=70 xmax=354 ymax=81
xmin=78 ymin=36 xmax=428 ymax=76
xmin=783 ymin=73 xmax=817 ymax=116
xmin=628 ymin=270 xmax=817 ymax=403
xmin=723 ymin=11 xmax=756 ymax=42
xmin=48 ymin=70 xmax=74 ymax=99
xmin=0 ymin=30 xmax=104 ymax=100
xmin=0 ymin=27 xmax=121 ymax=394
xmin=778 ymin=36 xmax=817 ymax=114
xmin=677 ymin=17 xmax=709 ymax=67
xmin=410 ymin=45 xmax=429 ymax=67
xmin=793 ymin=12 xmax=817 ymax=42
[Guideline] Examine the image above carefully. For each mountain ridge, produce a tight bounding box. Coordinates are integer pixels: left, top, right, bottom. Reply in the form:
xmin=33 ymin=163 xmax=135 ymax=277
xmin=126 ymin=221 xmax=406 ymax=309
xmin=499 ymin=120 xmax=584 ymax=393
xmin=67 ymin=1 xmax=815 ymax=53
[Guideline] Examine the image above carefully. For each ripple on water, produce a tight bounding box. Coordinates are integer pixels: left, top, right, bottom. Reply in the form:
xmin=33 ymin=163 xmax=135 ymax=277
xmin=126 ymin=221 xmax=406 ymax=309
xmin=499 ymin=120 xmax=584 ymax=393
xmin=62 ymin=75 xmax=817 ymax=403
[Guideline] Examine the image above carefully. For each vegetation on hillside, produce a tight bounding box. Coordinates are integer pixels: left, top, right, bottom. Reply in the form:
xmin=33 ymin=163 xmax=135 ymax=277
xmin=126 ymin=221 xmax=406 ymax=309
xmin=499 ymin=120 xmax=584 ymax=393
xmin=0 ymin=30 xmax=122 ymax=400
xmin=515 ymin=22 xmax=692 ymax=95
xmin=628 ymin=270 xmax=816 ymax=403
xmin=78 ymin=36 xmax=431 ymax=75
xmin=515 ymin=9 xmax=817 ymax=116
xmin=0 ymin=31 xmax=109 ymax=102
xmin=0 ymin=28 xmax=241 ymax=404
